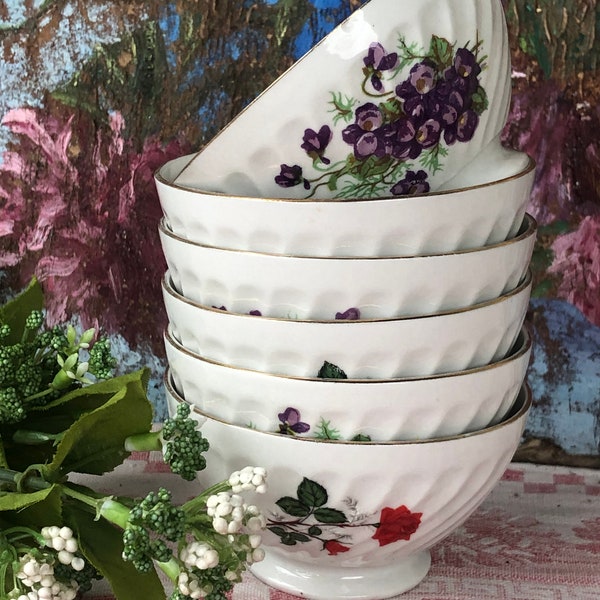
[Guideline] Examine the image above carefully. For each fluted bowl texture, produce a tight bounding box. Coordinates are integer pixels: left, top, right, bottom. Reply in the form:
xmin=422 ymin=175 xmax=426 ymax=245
xmin=160 ymin=213 xmax=536 ymax=321
xmin=165 ymin=375 xmax=531 ymax=599
xmin=164 ymin=326 xmax=531 ymax=441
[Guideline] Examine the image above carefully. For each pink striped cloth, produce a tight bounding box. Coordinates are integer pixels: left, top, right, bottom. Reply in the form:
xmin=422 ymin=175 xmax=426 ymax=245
xmin=85 ymin=455 xmax=600 ymax=600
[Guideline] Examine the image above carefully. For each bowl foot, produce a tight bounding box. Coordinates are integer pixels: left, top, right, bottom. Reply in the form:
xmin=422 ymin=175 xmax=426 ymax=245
xmin=250 ymin=549 xmax=431 ymax=599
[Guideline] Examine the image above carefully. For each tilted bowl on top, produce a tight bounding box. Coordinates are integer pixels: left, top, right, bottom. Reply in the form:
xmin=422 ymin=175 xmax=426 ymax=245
xmin=156 ymin=148 xmax=535 ymax=258
xmin=160 ymin=213 xmax=536 ymax=320
xmin=165 ymin=376 xmax=531 ymax=600
xmin=173 ymin=0 xmax=512 ymax=199
xmin=162 ymin=270 xmax=532 ymax=379
xmin=165 ymin=326 xmax=531 ymax=441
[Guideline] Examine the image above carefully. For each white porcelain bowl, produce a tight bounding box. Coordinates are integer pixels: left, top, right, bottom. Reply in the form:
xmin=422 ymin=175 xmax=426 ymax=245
xmin=165 ymin=326 xmax=531 ymax=441
xmin=165 ymin=376 xmax=531 ymax=599
xmin=160 ymin=214 xmax=536 ymax=320
xmin=162 ymin=270 xmax=531 ymax=379
xmin=173 ymin=0 xmax=511 ymax=199
xmin=156 ymin=150 xmax=535 ymax=257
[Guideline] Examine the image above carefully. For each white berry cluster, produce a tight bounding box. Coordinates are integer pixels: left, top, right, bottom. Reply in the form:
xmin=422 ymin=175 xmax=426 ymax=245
xmin=228 ymin=466 xmax=267 ymax=494
xmin=15 ymin=554 xmax=78 ymax=600
xmin=40 ymin=527 xmax=85 ymax=572
xmin=180 ymin=541 xmax=219 ymax=571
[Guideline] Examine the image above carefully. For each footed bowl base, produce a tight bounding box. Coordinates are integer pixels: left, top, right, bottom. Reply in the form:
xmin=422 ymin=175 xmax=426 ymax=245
xmin=250 ymin=549 xmax=431 ymax=599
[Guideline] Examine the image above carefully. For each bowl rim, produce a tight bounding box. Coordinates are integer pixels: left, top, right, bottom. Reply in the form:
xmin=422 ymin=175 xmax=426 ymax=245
xmin=162 ymin=268 xmax=532 ymax=324
xmin=155 ymin=153 xmax=536 ymax=203
xmin=164 ymin=372 xmax=532 ymax=446
xmin=158 ymin=213 xmax=537 ymax=260
xmin=164 ymin=324 xmax=532 ymax=384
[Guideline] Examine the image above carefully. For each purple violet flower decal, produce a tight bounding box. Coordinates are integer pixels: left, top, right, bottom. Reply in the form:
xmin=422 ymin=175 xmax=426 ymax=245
xmin=301 ymin=125 xmax=333 ymax=164
xmin=248 ymin=309 xmax=262 ymax=316
xmin=278 ymin=407 xmax=310 ymax=436
xmin=342 ymin=102 xmax=388 ymax=159
xmin=390 ymin=170 xmax=430 ymax=196
xmin=335 ymin=307 xmax=361 ymax=320
xmin=363 ymin=42 xmax=398 ymax=92
xmin=275 ymin=164 xmax=310 ymax=189
xmin=273 ymin=35 xmax=488 ymax=199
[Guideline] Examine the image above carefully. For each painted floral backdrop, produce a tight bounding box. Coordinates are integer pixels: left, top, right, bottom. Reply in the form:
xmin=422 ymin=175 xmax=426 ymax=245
xmin=0 ymin=0 xmax=598 ymax=463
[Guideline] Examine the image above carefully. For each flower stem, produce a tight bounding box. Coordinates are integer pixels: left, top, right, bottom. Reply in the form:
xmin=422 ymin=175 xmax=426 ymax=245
xmin=0 ymin=467 xmax=50 ymax=492
xmin=123 ymin=431 xmax=162 ymax=452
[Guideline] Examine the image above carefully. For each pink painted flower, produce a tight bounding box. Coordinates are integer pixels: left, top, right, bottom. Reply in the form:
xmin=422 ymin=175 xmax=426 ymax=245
xmin=548 ymin=215 xmax=600 ymax=326
xmin=0 ymin=106 xmax=190 ymax=351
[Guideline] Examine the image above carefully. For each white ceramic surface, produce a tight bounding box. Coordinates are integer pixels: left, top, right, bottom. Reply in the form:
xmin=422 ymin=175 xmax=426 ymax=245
xmin=162 ymin=270 xmax=532 ymax=379
xmin=165 ymin=377 xmax=531 ymax=599
xmin=160 ymin=214 xmax=536 ymax=320
xmin=156 ymin=150 xmax=535 ymax=257
xmin=165 ymin=326 xmax=531 ymax=441
xmin=174 ymin=0 xmax=511 ymax=199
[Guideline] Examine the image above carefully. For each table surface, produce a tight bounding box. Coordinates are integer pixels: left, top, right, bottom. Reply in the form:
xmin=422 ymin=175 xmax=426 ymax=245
xmin=86 ymin=456 xmax=600 ymax=600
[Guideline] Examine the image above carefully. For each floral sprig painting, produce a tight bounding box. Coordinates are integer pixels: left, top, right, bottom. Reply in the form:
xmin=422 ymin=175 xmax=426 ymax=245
xmin=275 ymin=34 xmax=488 ymax=199
xmin=268 ymin=477 xmax=422 ymax=555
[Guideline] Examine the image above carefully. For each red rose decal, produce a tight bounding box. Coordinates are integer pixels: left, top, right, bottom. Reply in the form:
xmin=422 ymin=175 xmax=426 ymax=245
xmin=372 ymin=505 xmax=422 ymax=546
xmin=324 ymin=540 xmax=351 ymax=555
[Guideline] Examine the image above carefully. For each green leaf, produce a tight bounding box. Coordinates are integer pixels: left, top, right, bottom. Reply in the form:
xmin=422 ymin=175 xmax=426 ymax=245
xmin=0 ymin=484 xmax=60 ymax=517
xmin=314 ymin=507 xmax=348 ymax=524
xmin=0 ymin=436 xmax=8 ymax=468
xmin=289 ymin=532 xmax=311 ymax=543
xmin=42 ymin=370 xmax=153 ymax=480
xmin=0 ymin=278 xmax=43 ymax=344
xmin=267 ymin=526 xmax=288 ymax=538
xmin=327 ymin=173 xmax=339 ymax=191
xmin=297 ymin=478 xmax=328 ymax=508
xmin=471 ymin=85 xmax=489 ymax=114
xmin=64 ymin=502 xmax=165 ymax=600
xmin=351 ymin=433 xmax=372 ymax=442
xmin=314 ymin=418 xmax=342 ymax=440
xmin=308 ymin=525 xmax=323 ymax=536
xmin=275 ymin=497 xmax=311 ymax=517
xmin=317 ymin=361 xmax=347 ymax=379
xmin=429 ymin=35 xmax=454 ymax=67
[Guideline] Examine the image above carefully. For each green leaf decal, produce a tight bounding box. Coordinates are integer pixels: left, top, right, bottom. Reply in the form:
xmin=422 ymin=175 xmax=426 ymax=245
xmin=275 ymin=497 xmax=311 ymax=517
xmin=317 ymin=361 xmax=347 ymax=380
xmin=297 ymin=477 xmax=328 ymax=508
xmin=314 ymin=507 xmax=348 ymax=524
xmin=308 ymin=525 xmax=323 ymax=536
xmin=267 ymin=526 xmax=288 ymax=538
xmin=429 ymin=35 xmax=453 ymax=67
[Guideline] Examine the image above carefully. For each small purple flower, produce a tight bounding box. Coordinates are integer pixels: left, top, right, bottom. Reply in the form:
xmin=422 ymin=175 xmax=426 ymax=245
xmin=342 ymin=103 xmax=388 ymax=159
xmin=278 ymin=407 xmax=310 ymax=436
xmin=443 ymin=48 xmax=482 ymax=96
xmin=275 ymin=164 xmax=310 ymax=190
xmin=390 ymin=170 xmax=430 ymax=196
xmin=444 ymin=109 xmax=479 ymax=145
xmin=415 ymin=117 xmax=442 ymax=149
xmin=363 ymin=43 xmax=398 ymax=91
xmin=335 ymin=307 xmax=361 ymax=320
xmin=248 ymin=309 xmax=262 ymax=316
xmin=301 ymin=125 xmax=333 ymax=164
xmin=396 ymin=60 xmax=442 ymax=118
xmin=384 ymin=118 xmax=422 ymax=160
xmin=212 ymin=305 xmax=227 ymax=311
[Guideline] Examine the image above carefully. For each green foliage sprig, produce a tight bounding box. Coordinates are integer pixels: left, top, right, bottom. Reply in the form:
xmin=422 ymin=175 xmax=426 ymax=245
xmin=0 ymin=280 xmax=267 ymax=600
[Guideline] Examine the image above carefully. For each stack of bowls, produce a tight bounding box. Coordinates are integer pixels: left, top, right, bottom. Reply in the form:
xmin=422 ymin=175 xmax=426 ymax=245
xmin=153 ymin=1 xmax=537 ymax=597
xmin=155 ymin=151 xmax=536 ymax=599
